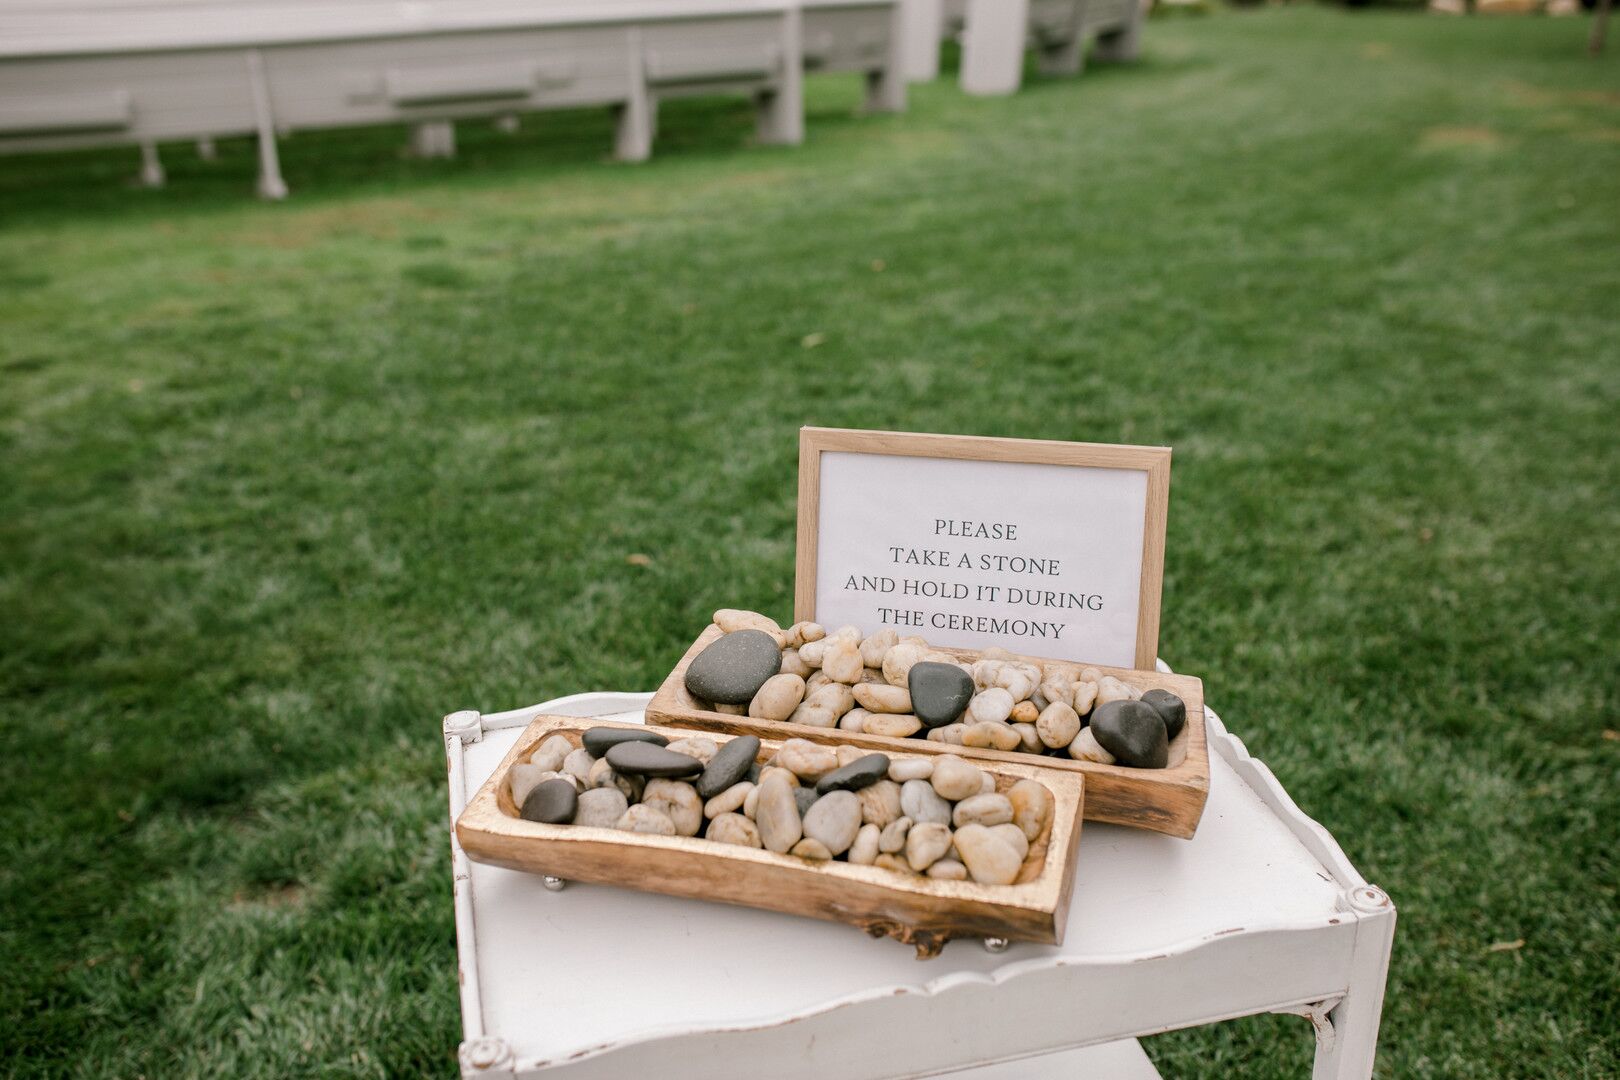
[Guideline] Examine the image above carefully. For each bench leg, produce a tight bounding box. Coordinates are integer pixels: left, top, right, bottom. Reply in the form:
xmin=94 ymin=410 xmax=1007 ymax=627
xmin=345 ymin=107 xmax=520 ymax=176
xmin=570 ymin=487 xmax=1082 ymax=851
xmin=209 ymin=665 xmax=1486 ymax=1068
xmin=899 ymin=0 xmax=943 ymax=82
xmin=961 ymin=0 xmax=1030 ymax=96
xmin=410 ymin=120 xmax=457 ymax=160
xmin=137 ymin=141 xmax=165 ymax=188
xmin=1093 ymin=5 xmax=1144 ymax=63
xmin=757 ymin=8 xmax=805 ymax=145
xmin=494 ymin=113 xmax=520 ymax=134
xmin=617 ymin=31 xmax=655 ymax=162
xmin=865 ymin=67 xmax=907 ymax=113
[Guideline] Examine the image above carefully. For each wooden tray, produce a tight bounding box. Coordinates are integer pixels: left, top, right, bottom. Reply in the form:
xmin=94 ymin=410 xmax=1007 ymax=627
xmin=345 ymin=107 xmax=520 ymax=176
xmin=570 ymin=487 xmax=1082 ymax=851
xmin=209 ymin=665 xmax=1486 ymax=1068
xmin=455 ymin=715 xmax=1086 ymax=958
xmin=646 ymin=626 xmax=1209 ymax=839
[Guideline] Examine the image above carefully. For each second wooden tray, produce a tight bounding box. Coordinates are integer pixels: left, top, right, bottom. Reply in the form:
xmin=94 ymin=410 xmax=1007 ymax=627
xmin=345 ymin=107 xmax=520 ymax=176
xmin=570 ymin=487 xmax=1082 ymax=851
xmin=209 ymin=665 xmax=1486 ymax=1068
xmin=456 ymin=715 xmax=1086 ymax=958
xmin=646 ymin=626 xmax=1209 ymax=839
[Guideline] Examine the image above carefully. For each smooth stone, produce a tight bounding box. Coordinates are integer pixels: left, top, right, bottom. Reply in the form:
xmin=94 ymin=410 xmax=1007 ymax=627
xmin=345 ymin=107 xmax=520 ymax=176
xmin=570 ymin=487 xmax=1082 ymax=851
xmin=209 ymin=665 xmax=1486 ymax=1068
xmin=665 ymin=737 xmax=719 ymax=766
xmin=806 ymin=683 xmax=856 ymax=718
xmin=878 ymin=816 xmax=912 ymax=854
xmin=755 ymin=775 xmax=802 ymax=853
xmin=1092 ymin=699 xmax=1170 ymax=768
xmin=713 ymin=608 xmax=780 ymax=634
xmin=929 ymin=755 xmax=986 ymax=801
xmin=857 ymin=779 xmax=903 ymax=827
xmin=852 ymin=682 xmax=912 ymax=714
xmin=820 ymin=639 xmax=864 ymax=684
xmin=528 ymin=734 xmax=575 ymax=772
xmin=874 ymin=853 xmax=918 ymax=876
xmin=793 ymin=786 xmax=820 ymax=818
xmin=864 ymin=713 xmax=923 ymax=738
xmin=849 ymin=823 xmax=881 ymax=865
xmin=836 ymin=745 xmax=867 ymax=767
xmin=954 ymin=824 xmax=1023 ymax=885
xmin=1073 ymin=680 xmax=1098 ymax=716
xmin=815 ymin=753 xmax=891 ymax=794
xmin=787 ymin=703 xmax=837 ymax=728
xmin=801 ymin=790 xmax=862 ymax=855
xmin=1008 ymin=778 xmax=1054 ymax=841
xmin=704 ymin=780 xmax=754 ymax=819
xmin=776 ymin=739 xmax=839 ymax=782
xmin=587 ymin=758 xmax=642 ymax=802
xmin=790 ymin=837 xmax=833 ymax=860
xmin=684 ymin=629 xmax=784 ymax=705
xmin=562 ymin=747 xmax=596 ymax=784
xmin=707 ymin=812 xmax=762 ymax=848
xmin=749 ymin=673 xmax=807 ymax=721
xmin=617 ymin=804 xmax=677 ymax=835
xmin=839 ymin=708 xmax=869 ymax=733
xmin=1095 ymin=675 xmax=1140 ymax=707
xmin=989 ymin=822 xmax=1031 ymax=862
xmin=905 ymin=821 xmax=953 ymax=872
xmin=1013 ymin=722 xmax=1043 ymax=754
xmin=882 ymin=642 xmax=927 ymax=688
xmin=859 ymin=628 xmax=898 ymax=668
xmin=900 ymin=778 xmax=952 ymax=825
xmin=642 ymin=779 xmax=703 ymax=837
xmin=780 ymin=649 xmax=813 ymax=679
xmin=1142 ymin=689 xmax=1188 ymax=741
xmin=581 ymin=727 xmax=668 ymax=757
xmin=520 ymin=779 xmax=577 ymax=825
xmin=1036 ymin=701 xmax=1081 ymax=749
xmin=927 ymin=858 xmax=969 ymax=881
xmin=696 ymin=735 xmax=762 ymax=799
xmin=575 ymin=787 xmax=629 ymax=828
xmin=952 ymin=792 xmax=1014 ymax=828
xmin=908 ymin=661 xmax=976 ymax=728
xmin=1067 ymin=727 xmax=1116 ymax=764
xmin=605 ymin=741 xmax=704 ymax=779
xmin=969 ymin=687 xmax=1015 ymax=725
xmin=962 ymin=720 xmax=1020 ymax=751
xmin=888 ymin=757 xmax=933 ymax=782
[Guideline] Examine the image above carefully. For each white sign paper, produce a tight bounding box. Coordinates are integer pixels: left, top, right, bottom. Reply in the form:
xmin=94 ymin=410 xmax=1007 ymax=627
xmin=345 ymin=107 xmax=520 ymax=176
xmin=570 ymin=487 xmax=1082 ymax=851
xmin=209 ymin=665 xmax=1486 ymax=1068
xmin=813 ymin=451 xmax=1149 ymax=667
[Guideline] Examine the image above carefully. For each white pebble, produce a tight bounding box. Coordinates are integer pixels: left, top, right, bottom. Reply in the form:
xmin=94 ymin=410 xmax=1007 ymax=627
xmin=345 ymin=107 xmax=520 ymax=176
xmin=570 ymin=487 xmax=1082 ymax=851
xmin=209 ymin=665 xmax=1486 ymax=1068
xmin=1036 ymin=702 xmax=1081 ymax=749
xmin=708 ymin=812 xmax=762 ymax=848
xmin=1008 ymin=779 xmax=1054 ymax=841
xmin=776 ymin=739 xmax=839 ymax=781
xmin=750 ymin=673 xmax=806 ymax=720
xmin=527 ymin=734 xmax=573 ymax=772
xmin=905 ymin=822 xmax=952 ymax=872
xmin=857 ymin=779 xmax=903 ymax=826
xmin=802 ymin=790 xmax=862 ymax=855
xmin=888 ymin=757 xmax=934 ymax=782
xmin=821 ymin=639 xmax=863 ymax=684
xmin=642 ymin=779 xmax=702 ymax=837
xmin=704 ymin=781 xmax=754 ymax=818
xmin=864 ymin=713 xmax=922 ymax=738
xmin=1068 ymin=727 xmax=1116 ymax=764
xmin=848 ymin=823 xmax=881 ymax=865
xmin=952 ymin=792 xmax=1014 ymax=828
xmin=575 ymin=787 xmax=629 ymax=828
xmin=929 ymin=755 xmax=986 ymax=801
xmin=617 ymin=804 xmax=676 ymax=835
xmin=953 ymin=824 xmax=1022 ymax=885
xmin=852 ymin=682 xmax=912 ymax=714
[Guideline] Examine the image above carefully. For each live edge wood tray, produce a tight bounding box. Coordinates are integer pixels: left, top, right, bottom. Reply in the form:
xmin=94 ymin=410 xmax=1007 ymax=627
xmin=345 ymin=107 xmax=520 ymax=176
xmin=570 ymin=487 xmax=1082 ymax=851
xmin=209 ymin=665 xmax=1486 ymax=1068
xmin=455 ymin=715 xmax=1086 ymax=958
xmin=646 ymin=626 xmax=1209 ymax=839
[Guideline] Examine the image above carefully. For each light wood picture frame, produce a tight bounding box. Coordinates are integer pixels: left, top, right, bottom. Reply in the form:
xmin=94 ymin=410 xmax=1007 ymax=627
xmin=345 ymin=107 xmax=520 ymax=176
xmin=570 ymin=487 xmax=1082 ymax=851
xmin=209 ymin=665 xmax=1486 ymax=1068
xmin=795 ymin=427 xmax=1171 ymax=670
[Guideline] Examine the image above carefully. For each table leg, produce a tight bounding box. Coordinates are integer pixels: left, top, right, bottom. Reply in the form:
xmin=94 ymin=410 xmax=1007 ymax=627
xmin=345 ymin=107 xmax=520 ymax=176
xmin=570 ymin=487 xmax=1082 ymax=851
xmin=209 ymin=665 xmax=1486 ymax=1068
xmin=960 ymin=0 xmax=1030 ymax=97
xmin=756 ymin=8 xmax=805 ymax=146
xmin=1313 ymin=886 xmax=1396 ymax=1080
xmin=899 ymin=0 xmax=944 ymax=82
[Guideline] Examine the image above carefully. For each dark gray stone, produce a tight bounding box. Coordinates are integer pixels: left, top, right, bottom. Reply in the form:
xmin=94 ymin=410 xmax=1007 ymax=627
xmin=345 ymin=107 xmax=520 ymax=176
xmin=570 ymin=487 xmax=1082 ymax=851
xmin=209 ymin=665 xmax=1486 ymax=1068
xmin=605 ymin=741 xmax=704 ymax=778
xmin=684 ymin=629 xmax=783 ymax=706
xmin=1091 ymin=700 xmax=1170 ymax=769
xmin=1140 ymin=689 xmax=1188 ymax=742
xmin=815 ymin=753 xmax=891 ymax=795
xmin=696 ymin=735 xmax=761 ymax=799
xmin=582 ymin=727 xmax=668 ymax=757
xmin=520 ymin=779 xmax=578 ymax=824
xmin=908 ymin=662 xmax=976 ymax=728
xmin=794 ymin=786 xmax=820 ymax=817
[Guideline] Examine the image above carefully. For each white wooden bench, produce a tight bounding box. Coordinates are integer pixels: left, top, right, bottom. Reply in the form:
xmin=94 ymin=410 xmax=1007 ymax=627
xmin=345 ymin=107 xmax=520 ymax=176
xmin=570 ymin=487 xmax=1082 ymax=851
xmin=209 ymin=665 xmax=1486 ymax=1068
xmin=801 ymin=0 xmax=906 ymax=113
xmin=0 ymin=0 xmax=809 ymax=197
xmin=900 ymin=0 xmax=1143 ymax=93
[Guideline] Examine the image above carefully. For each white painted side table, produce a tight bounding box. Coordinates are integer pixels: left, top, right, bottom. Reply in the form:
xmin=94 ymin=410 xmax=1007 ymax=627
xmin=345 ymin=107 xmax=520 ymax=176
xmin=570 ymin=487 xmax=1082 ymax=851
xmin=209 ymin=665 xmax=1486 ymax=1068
xmin=443 ymin=681 xmax=1394 ymax=1079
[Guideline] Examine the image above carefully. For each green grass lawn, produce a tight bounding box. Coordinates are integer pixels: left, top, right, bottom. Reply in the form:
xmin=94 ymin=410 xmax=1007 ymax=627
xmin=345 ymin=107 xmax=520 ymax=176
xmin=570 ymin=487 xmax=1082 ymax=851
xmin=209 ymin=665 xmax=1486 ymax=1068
xmin=2 ymin=7 xmax=1617 ymax=1077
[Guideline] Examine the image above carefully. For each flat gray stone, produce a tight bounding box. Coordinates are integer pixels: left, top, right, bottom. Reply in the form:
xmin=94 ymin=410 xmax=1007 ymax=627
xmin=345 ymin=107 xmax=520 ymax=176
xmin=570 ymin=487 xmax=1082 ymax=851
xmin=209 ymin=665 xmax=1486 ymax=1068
xmin=685 ymin=629 xmax=783 ymax=706
xmin=520 ymin=778 xmax=578 ymax=824
xmin=604 ymin=741 xmax=704 ymax=779
xmin=1141 ymin=689 xmax=1188 ymax=741
xmin=582 ymin=727 xmax=668 ymax=757
xmin=909 ymin=662 xmax=975 ymax=728
xmin=1091 ymin=700 xmax=1170 ymax=769
xmin=696 ymin=735 xmax=761 ymax=800
xmin=815 ymin=753 xmax=890 ymax=795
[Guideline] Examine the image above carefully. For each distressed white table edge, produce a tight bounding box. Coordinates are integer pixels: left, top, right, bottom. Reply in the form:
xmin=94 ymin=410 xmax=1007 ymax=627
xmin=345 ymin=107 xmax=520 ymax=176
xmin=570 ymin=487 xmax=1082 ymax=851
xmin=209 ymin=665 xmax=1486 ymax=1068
xmin=443 ymin=668 xmax=1395 ymax=1080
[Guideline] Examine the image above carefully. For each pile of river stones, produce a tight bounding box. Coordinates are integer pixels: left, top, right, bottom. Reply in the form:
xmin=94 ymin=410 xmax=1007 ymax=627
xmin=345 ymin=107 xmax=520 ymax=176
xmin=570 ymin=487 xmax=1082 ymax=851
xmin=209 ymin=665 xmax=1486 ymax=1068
xmin=509 ymin=727 xmax=1054 ymax=886
xmin=683 ymin=610 xmax=1189 ymax=768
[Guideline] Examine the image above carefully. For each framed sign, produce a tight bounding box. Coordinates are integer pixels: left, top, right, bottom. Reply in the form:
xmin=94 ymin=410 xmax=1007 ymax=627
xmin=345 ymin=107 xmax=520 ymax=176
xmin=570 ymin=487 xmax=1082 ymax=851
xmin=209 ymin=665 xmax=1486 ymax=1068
xmin=795 ymin=428 xmax=1170 ymax=670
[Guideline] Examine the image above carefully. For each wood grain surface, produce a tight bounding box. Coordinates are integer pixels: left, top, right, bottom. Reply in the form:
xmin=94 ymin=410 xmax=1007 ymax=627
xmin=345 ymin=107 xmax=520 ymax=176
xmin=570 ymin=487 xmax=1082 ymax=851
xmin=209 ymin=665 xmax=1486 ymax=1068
xmin=455 ymin=715 xmax=1086 ymax=957
xmin=647 ymin=624 xmax=1209 ymax=839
